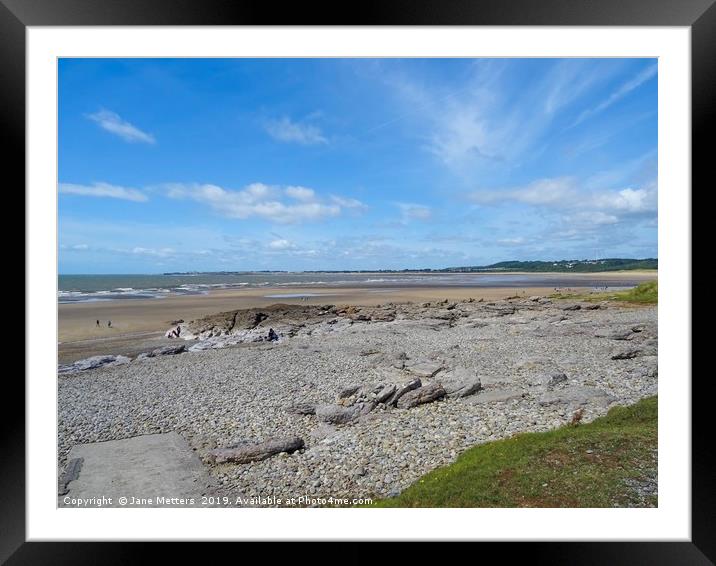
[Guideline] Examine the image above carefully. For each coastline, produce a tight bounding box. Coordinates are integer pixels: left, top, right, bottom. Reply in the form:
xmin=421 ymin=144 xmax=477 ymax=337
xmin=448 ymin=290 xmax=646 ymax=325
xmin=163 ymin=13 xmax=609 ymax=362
xmin=58 ymin=270 xmax=656 ymax=363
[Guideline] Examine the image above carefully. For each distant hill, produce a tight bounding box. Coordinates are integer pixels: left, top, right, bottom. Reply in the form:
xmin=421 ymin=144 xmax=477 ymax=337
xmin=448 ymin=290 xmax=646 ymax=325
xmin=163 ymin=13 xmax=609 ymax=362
xmin=440 ymin=258 xmax=658 ymax=273
xmin=163 ymin=258 xmax=657 ymax=276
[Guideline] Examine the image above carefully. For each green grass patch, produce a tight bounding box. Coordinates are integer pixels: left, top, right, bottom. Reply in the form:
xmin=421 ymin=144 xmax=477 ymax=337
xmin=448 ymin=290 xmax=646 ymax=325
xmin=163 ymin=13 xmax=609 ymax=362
xmin=550 ymin=280 xmax=657 ymax=305
xmin=368 ymin=396 xmax=657 ymax=508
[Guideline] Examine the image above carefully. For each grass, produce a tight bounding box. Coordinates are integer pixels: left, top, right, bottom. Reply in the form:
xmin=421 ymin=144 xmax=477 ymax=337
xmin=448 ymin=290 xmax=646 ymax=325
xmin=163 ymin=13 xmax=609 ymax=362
xmin=549 ymin=280 xmax=658 ymax=305
xmin=368 ymin=396 xmax=657 ymax=508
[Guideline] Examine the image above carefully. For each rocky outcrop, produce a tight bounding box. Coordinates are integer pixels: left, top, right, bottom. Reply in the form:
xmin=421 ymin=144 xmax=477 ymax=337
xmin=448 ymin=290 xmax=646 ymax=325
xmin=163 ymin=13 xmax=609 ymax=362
xmin=396 ymin=383 xmax=446 ymax=409
xmin=58 ymin=355 xmax=131 ymax=374
xmin=385 ymin=378 xmax=422 ymax=406
xmin=137 ymin=344 xmax=188 ymax=360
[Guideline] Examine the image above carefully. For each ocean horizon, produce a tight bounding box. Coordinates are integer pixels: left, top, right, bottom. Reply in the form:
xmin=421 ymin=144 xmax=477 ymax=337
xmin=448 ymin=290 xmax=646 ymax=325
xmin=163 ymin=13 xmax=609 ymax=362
xmin=58 ymin=272 xmax=643 ymax=303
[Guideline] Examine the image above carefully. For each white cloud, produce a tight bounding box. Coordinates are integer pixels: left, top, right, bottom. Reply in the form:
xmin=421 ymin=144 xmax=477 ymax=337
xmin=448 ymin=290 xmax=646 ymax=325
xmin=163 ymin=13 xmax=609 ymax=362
xmin=59 ymin=182 xmax=148 ymax=202
xmin=470 ymin=176 xmax=657 ymax=236
xmin=130 ymin=247 xmax=175 ymax=257
xmin=397 ymin=203 xmax=432 ymax=221
xmin=573 ymin=64 xmax=657 ymax=126
xmin=592 ymin=187 xmax=655 ymax=213
xmin=86 ymin=110 xmax=156 ymax=144
xmin=268 ymin=239 xmax=295 ymax=250
xmin=285 ymin=186 xmax=316 ymax=202
xmin=330 ymin=196 xmax=369 ymax=212
xmin=265 ymin=117 xmax=327 ymax=145
xmin=164 ymin=182 xmax=363 ymax=224
xmin=471 ymin=177 xmax=576 ymax=206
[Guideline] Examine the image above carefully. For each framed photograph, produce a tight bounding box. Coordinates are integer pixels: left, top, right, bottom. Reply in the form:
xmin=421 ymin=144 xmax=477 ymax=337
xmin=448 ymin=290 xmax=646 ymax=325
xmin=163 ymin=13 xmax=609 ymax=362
xmin=8 ymin=0 xmax=706 ymax=561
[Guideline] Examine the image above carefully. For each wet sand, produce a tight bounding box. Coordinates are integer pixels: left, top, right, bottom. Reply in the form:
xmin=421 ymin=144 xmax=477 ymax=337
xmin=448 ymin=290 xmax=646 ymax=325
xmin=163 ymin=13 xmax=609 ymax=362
xmin=58 ymin=271 xmax=656 ymax=363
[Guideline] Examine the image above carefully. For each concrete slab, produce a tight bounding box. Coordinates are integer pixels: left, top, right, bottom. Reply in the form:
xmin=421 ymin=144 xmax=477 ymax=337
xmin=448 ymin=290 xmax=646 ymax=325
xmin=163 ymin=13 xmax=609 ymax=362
xmin=59 ymin=432 xmax=216 ymax=508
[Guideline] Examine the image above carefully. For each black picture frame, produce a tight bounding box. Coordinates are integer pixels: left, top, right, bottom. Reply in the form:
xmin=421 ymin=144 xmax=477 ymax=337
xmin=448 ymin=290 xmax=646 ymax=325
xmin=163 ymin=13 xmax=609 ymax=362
xmin=6 ymin=0 xmax=706 ymax=562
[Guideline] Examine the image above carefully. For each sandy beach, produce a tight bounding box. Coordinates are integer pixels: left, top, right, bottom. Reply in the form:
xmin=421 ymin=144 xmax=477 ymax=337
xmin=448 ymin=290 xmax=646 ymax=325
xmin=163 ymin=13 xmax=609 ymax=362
xmin=58 ymin=271 xmax=656 ymax=363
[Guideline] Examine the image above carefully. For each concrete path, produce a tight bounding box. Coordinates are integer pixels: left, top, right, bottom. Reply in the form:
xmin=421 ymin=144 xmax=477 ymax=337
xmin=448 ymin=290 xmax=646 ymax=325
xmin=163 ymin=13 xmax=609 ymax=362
xmin=58 ymin=432 xmax=216 ymax=508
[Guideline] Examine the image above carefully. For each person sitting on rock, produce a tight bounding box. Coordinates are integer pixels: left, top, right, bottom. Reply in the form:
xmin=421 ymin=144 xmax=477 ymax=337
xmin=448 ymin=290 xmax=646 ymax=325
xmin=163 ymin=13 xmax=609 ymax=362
xmin=267 ymin=328 xmax=278 ymax=342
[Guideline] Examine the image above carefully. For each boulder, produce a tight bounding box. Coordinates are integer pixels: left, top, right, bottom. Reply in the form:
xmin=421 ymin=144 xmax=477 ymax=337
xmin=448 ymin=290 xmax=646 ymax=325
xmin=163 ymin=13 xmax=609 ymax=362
xmin=440 ymin=368 xmax=483 ymax=398
xmin=315 ymin=404 xmax=359 ymax=425
xmin=385 ymin=378 xmax=422 ymax=406
xmin=374 ymin=384 xmax=397 ymax=404
xmin=209 ymin=436 xmax=304 ymax=464
xmin=396 ymin=383 xmax=446 ymax=409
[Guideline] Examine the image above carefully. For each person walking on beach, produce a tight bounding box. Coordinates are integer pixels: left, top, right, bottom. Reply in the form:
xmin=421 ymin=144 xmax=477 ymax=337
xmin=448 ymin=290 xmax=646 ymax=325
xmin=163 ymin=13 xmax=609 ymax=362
xmin=107 ymin=320 xmax=112 ymax=328
xmin=96 ymin=319 xmax=100 ymax=327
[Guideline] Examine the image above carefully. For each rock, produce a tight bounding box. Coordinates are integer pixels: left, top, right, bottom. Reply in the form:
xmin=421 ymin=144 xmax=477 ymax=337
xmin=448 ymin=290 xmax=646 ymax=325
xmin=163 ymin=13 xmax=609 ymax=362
xmin=440 ymin=368 xmax=483 ymax=398
xmin=374 ymin=384 xmax=397 ymax=404
xmin=58 ymin=355 xmax=131 ymax=374
xmin=538 ymin=387 xmax=616 ymax=409
xmin=209 ymin=436 xmax=304 ymax=464
xmin=152 ymin=344 xmax=188 ymax=356
xmin=385 ymin=378 xmax=422 ymax=406
xmin=354 ymin=401 xmax=377 ymax=418
xmin=286 ymin=402 xmax=317 ymax=415
xmin=595 ymin=329 xmax=633 ymax=340
xmin=396 ymin=383 xmax=446 ymax=409
xmin=468 ymin=389 xmax=525 ymax=404
xmin=562 ymin=304 xmax=581 ymax=311
xmin=545 ymin=372 xmax=568 ymax=386
xmin=337 ymin=385 xmax=361 ymax=399
xmin=405 ymin=361 xmax=444 ymax=378
xmin=485 ymin=305 xmax=516 ymax=316
xmin=612 ymin=349 xmax=641 ymax=360
xmin=315 ymin=404 xmax=359 ymax=425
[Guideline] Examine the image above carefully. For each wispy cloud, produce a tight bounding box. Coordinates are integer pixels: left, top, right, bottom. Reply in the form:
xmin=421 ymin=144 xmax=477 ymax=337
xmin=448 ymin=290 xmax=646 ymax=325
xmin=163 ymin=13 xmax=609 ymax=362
xmin=330 ymin=195 xmax=369 ymax=212
xmin=86 ymin=110 xmax=156 ymax=144
xmin=59 ymin=182 xmax=148 ymax=202
xmin=470 ymin=176 xmax=657 ymax=219
xmin=397 ymin=203 xmax=432 ymax=222
xmin=163 ymin=182 xmax=364 ymax=224
xmin=471 ymin=177 xmax=576 ymax=206
xmin=264 ymin=116 xmax=327 ymax=145
xmin=572 ymin=64 xmax=657 ymax=127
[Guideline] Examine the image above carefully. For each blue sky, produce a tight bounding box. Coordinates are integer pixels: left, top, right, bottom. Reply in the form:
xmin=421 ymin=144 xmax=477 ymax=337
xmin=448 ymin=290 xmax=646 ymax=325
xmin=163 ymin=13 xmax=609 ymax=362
xmin=58 ymin=58 xmax=657 ymax=273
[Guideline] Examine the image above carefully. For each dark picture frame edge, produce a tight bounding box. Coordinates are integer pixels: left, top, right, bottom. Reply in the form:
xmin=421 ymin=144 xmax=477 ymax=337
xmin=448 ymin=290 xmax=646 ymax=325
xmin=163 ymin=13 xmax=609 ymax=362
xmin=6 ymin=0 xmax=708 ymax=562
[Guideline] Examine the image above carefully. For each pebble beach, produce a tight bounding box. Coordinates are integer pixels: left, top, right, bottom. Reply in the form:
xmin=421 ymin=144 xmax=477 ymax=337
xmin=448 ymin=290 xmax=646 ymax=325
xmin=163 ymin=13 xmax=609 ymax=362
xmin=58 ymin=292 xmax=658 ymax=506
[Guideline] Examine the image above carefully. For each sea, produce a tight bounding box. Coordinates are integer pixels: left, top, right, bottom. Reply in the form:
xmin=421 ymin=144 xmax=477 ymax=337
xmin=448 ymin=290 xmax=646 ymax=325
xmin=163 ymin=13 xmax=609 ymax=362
xmin=57 ymin=272 xmax=643 ymax=304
